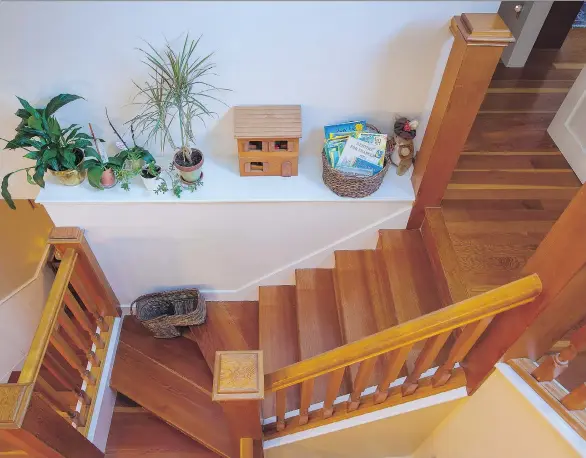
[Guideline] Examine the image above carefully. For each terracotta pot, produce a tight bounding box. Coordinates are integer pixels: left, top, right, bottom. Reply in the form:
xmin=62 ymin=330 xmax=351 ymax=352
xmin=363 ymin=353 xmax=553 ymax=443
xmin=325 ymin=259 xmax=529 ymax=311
xmin=173 ymin=149 xmax=204 ymax=183
xmin=100 ymin=168 xmax=117 ymax=189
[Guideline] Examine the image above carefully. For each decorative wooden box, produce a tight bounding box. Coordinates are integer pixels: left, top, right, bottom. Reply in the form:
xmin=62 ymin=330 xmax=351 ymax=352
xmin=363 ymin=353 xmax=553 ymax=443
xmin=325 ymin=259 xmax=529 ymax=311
xmin=234 ymin=105 xmax=302 ymax=177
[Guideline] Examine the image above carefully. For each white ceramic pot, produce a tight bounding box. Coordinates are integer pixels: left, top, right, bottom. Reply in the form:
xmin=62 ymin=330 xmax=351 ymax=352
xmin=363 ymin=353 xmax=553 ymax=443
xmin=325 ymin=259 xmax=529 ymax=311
xmin=141 ymin=165 xmax=162 ymax=192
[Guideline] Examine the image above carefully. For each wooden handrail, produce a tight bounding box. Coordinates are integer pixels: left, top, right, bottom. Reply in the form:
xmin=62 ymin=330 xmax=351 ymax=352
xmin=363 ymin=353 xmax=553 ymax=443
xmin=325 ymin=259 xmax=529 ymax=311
xmin=18 ymin=248 xmax=78 ymax=384
xmin=265 ymin=274 xmax=541 ymax=392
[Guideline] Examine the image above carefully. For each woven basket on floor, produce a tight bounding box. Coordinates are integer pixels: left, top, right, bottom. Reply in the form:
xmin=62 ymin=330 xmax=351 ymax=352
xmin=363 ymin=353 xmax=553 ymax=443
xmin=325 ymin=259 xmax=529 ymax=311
xmin=130 ymin=288 xmax=206 ymax=338
xmin=322 ymin=124 xmax=394 ymax=198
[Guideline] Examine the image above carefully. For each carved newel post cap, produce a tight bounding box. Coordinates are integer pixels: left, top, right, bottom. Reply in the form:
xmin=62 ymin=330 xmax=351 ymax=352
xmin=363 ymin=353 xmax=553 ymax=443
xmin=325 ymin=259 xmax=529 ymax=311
xmin=451 ymin=13 xmax=514 ymax=45
xmin=212 ymin=351 xmax=264 ymax=401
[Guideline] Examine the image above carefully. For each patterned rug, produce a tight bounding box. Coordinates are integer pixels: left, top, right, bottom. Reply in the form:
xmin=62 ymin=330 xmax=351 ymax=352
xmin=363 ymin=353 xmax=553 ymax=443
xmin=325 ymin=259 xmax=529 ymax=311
xmin=574 ymin=2 xmax=586 ymax=28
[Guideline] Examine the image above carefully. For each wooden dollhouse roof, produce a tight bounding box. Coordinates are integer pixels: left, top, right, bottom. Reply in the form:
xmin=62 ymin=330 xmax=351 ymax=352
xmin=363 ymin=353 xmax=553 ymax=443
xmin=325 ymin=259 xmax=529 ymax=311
xmin=234 ymin=105 xmax=302 ymax=139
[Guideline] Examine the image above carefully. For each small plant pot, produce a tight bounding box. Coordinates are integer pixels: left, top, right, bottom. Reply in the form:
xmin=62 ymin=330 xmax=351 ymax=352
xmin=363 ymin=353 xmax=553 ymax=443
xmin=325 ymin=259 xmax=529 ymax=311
xmin=173 ymin=149 xmax=204 ymax=183
xmin=126 ymin=158 xmax=144 ymax=173
xmin=100 ymin=168 xmax=117 ymax=189
xmin=141 ymin=165 xmax=162 ymax=192
xmin=48 ymin=150 xmax=86 ymax=186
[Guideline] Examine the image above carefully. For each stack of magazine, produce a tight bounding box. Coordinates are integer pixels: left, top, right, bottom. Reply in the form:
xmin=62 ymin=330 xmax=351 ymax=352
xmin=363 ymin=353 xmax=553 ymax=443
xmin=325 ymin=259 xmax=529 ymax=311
xmin=324 ymin=120 xmax=387 ymax=177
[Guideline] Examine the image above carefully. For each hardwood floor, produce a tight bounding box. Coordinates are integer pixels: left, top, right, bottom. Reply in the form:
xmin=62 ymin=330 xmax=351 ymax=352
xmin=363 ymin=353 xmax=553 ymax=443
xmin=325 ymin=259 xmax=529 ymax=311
xmin=443 ymin=28 xmax=585 ymax=294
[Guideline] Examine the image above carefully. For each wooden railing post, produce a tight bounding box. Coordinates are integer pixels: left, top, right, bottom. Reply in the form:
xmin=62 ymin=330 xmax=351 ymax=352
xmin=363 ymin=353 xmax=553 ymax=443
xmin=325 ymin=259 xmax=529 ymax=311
xmin=0 ymin=385 xmax=103 ymax=458
xmin=464 ymin=185 xmax=586 ymax=394
xmin=212 ymin=351 xmax=264 ymax=457
xmin=408 ymin=13 xmax=513 ymax=228
xmin=48 ymin=227 xmax=121 ymax=319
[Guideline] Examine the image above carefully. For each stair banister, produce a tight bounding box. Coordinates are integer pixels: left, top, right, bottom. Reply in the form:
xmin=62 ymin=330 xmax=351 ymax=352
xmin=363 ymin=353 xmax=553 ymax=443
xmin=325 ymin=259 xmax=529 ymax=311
xmin=0 ymin=227 xmax=120 ymax=458
xmin=408 ymin=13 xmax=513 ymax=228
xmin=255 ymin=274 xmax=540 ymax=435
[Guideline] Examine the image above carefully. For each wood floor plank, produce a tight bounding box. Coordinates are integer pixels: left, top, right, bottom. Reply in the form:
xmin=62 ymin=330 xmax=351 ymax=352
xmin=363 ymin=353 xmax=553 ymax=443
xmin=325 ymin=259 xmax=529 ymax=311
xmin=480 ymin=92 xmax=568 ymax=113
xmin=444 ymin=187 xmax=579 ymax=201
xmin=464 ymin=113 xmax=558 ymax=152
xmin=106 ymin=409 xmax=217 ymax=458
xmin=491 ymin=64 xmax=581 ymax=81
xmin=489 ymin=80 xmax=574 ymax=89
xmin=259 ymin=285 xmax=300 ymax=418
xmin=456 ymin=154 xmax=571 ymax=171
xmin=187 ymin=301 xmax=259 ymax=370
xmin=451 ymin=170 xmax=581 ymax=187
xmin=295 ymin=269 xmax=352 ymax=402
xmin=333 ymin=250 xmax=396 ymax=385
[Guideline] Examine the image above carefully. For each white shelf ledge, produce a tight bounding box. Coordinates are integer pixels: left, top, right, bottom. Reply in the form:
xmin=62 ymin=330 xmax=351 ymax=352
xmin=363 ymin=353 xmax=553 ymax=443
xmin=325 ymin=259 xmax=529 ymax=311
xmin=36 ymin=154 xmax=415 ymax=205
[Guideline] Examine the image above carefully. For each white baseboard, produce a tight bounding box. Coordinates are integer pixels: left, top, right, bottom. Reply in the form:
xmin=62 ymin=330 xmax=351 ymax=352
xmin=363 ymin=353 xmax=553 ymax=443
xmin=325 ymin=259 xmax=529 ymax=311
xmin=197 ymin=206 xmax=410 ymax=301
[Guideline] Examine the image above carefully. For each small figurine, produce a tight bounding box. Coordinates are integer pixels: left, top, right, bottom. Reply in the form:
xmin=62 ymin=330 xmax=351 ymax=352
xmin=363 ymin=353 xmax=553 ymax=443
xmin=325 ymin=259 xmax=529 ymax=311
xmin=390 ymin=117 xmax=418 ymax=176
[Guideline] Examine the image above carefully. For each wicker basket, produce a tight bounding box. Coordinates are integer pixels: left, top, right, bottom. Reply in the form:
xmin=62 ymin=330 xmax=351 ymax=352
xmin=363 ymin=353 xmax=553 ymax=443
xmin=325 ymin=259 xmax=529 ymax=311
xmin=130 ymin=288 xmax=206 ymax=339
xmin=322 ymin=124 xmax=394 ymax=198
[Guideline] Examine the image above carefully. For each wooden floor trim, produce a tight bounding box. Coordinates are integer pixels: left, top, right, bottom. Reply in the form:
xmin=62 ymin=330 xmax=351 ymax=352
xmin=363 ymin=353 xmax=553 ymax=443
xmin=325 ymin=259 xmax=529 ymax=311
xmin=263 ymin=368 xmax=466 ymax=440
xmin=479 ymin=110 xmax=558 ymax=114
xmin=486 ymin=88 xmax=570 ymax=94
xmin=507 ymin=359 xmax=586 ymax=441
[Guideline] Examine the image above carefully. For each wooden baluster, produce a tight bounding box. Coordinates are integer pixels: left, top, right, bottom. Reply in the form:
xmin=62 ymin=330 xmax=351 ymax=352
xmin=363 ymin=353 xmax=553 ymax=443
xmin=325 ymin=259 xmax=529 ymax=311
xmin=77 ymin=388 xmax=91 ymax=406
xmin=402 ymin=332 xmax=451 ymax=396
xmin=562 ymin=383 xmax=586 ymax=410
xmin=36 ymin=375 xmax=73 ymax=415
xmin=87 ymin=351 xmax=101 ymax=367
xmin=299 ymin=379 xmax=314 ymax=425
xmin=323 ymin=368 xmax=346 ymax=418
xmin=532 ymin=325 xmax=586 ymax=382
xmin=348 ymin=358 xmax=377 ymax=411
xmin=42 ymin=352 xmax=77 ymax=392
xmin=374 ymin=345 xmax=413 ymax=404
xmin=70 ymin=409 xmax=87 ymax=428
xmin=68 ymin=273 xmax=105 ymax=330
xmin=50 ymin=331 xmax=86 ymax=377
xmin=432 ymin=318 xmax=493 ymax=387
xmin=58 ymin=310 xmax=91 ymax=353
xmin=275 ymin=389 xmax=287 ymax=431
xmin=64 ymin=289 xmax=105 ymax=349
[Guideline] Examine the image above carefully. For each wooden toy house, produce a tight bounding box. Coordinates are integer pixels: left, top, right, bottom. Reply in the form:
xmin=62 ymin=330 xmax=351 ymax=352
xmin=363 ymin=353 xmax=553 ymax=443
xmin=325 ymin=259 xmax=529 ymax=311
xmin=234 ymin=105 xmax=301 ymax=177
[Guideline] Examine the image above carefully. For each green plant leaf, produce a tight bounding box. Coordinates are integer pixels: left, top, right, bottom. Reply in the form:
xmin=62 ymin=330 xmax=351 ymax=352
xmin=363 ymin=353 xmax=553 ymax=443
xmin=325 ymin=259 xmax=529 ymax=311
xmin=45 ymin=94 xmax=84 ymax=117
xmin=42 ymin=149 xmax=58 ymax=162
xmin=33 ymin=167 xmax=45 ymax=187
xmin=66 ymin=126 xmax=82 ymax=142
xmin=83 ymin=147 xmax=101 ymax=162
xmin=15 ymin=108 xmax=30 ymax=119
xmin=4 ymin=136 xmax=34 ymax=150
xmin=47 ymin=117 xmax=61 ymax=136
xmin=27 ymin=115 xmax=42 ymax=131
xmin=17 ymin=97 xmax=40 ymax=119
xmin=23 ymin=151 xmax=40 ymax=160
xmin=75 ymin=133 xmax=93 ymax=140
xmin=1 ymin=172 xmax=18 ymax=209
xmin=87 ymin=166 xmax=104 ymax=189
xmin=62 ymin=151 xmax=77 ymax=169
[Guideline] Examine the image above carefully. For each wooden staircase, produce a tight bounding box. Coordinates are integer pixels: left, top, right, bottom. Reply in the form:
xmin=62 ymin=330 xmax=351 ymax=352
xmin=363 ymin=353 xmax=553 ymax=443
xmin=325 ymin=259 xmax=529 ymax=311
xmin=108 ymin=208 xmax=539 ymax=456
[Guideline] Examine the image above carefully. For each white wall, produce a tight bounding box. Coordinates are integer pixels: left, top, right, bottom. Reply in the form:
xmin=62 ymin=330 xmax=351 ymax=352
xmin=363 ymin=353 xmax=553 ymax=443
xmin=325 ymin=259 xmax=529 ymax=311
xmin=0 ymin=1 xmax=498 ymax=199
xmin=413 ymin=367 xmax=584 ymax=458
xmin=0 ymin=264 xmax=54 ymax=382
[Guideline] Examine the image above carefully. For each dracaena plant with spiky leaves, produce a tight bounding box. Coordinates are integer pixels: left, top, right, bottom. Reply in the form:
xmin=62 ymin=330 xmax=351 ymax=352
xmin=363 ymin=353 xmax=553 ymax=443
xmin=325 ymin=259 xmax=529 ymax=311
xmin=1 ymin=94 xmax=102 ymax=209
xmin=130 ymin=35 xmax=226 ymax=163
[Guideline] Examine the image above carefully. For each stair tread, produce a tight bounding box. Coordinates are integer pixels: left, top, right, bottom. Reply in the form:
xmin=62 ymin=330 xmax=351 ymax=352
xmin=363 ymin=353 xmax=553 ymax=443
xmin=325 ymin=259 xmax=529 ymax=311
xmin=378 ymin=230 xmax=443 ymax=323
xmin=295 ymin=269 xmax=352 ymax=401
xmin=120 ymin=317 xmax=213 ymax=392
xmin=187 ymin=301 xmax=259 ymax=370
xmin=111 ymin=319 xmax=235 ymax=458
xmin=333 ymin=250 xmax=396 ymax=384
xmin=259 ymin=285 xmax=300 ymax=417
xmin=106 ymin=408 xmax=218 ymax=457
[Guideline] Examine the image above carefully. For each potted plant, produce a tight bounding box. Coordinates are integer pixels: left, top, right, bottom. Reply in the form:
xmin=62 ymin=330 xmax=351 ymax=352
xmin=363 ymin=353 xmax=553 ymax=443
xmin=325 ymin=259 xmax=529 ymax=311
xmin=106 ymin=109 xmax=154 ymax=173
xmin=82 ymin=151 xmax=125 ymax=189
xmin=140 ymin=161 xmax=163 ymax=192
xmin=131 ymin=35 xmax=226 ymax=185
xmin=1 ymin=94 xmax=100 ymax=209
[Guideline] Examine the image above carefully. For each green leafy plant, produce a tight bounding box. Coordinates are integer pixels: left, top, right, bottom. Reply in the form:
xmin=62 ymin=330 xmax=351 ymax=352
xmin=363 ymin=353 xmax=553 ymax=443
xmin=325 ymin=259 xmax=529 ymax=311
xmin=1 ymin=94 xmax=99 ymax=209
xmin=81 ymin=150 xmax=125 ymax=190
xmin=114 ymin=168 xmax=137 ymax=192
xmin=106 ymin=108 xmax=154 ymax=167
xmin=131 ymin=34 xmax=227 ymax=164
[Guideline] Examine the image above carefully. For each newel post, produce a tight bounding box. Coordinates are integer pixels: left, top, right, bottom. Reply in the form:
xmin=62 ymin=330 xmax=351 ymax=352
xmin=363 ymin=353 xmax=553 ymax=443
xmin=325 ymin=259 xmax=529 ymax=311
xmin=212 ymin=351 xmax=264 ymax=456
xmin=408 ymin=13 xmax=514 ymax=228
